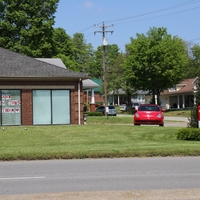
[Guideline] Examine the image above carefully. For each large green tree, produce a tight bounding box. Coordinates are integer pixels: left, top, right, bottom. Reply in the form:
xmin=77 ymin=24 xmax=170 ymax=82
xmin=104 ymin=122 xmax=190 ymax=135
xmin=71 ymin=33 xmax=95 ymax=73
xmin=52 ymin=28 xmax=76 ymax=70
xmin=123 ymin=27 xmax=189 ymax=104
xmin=185 ymin=44 xmax=200 ymax=78
xmin=0 ymin=0 xmax=59 ymax=57
xmin=94 ymin=44 xmax=120 ymax=79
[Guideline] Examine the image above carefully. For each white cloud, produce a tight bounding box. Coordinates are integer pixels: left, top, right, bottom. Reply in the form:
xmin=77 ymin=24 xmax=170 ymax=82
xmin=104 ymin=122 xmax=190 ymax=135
xmin=84 ymin=1 xmax=94 ymax=9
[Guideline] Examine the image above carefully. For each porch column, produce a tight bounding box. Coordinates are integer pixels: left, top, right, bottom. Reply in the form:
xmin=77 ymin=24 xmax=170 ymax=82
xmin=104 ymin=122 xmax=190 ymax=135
xmin=90 ymin=89 xmax=96 ymax=112
xmin=177 ymin=95 xmax=180 ymax=109
xmin=91 ymin=89 xmax=95 ymax=104
xmin=182 ymin=95 xmax=185 ymax=109
xmin=118 ymin=95 xmax=120 ymax=105
xmin=194 ymin=91 xmax=197 ymax=105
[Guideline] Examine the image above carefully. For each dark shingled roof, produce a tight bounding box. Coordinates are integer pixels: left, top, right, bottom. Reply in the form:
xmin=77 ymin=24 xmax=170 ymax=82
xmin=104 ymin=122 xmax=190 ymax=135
xmin=0 ymin=47 xmax=89 ymax=79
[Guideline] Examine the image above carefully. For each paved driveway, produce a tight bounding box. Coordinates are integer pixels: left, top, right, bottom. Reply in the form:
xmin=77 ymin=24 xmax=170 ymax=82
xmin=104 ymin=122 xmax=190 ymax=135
xmin=164 ymin=116 xmax=188 ymax=127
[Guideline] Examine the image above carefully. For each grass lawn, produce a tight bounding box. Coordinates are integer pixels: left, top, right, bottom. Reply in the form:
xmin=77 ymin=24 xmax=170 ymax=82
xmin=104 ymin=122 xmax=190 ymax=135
xmin=0 ymin=115 xmax=199 ymax=161
xmin=163 ymin=109 xmax=191 ymax=118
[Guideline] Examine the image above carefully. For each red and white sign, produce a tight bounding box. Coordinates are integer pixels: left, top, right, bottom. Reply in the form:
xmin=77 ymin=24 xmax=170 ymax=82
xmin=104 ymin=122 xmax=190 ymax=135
xmin=2 ymin=108 xmax=15 ymax=113
xmin=15 ymin=108 xmax=20 ymax=113
xmin=2 ymin=101 xmax=5 ymax=106
xmin=8 ymin=100 xmax=21 ymax=106
xmin=198 ymin=106 xmax=200 ymax=128
xmin=2 ymin=94 xmax=11 ymax=100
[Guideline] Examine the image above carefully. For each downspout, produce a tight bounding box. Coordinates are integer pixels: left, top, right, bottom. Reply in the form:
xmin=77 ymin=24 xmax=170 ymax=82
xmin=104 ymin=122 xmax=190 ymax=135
xmin=78 ymin=79 xmax=81 ymax=125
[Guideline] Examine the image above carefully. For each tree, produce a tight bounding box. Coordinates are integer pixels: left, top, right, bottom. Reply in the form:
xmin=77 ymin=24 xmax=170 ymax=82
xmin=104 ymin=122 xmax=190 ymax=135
xmin=71 ymin=33 xmax=95 ymax=73
xmin=0 ymin=0 xmax=59 ymax=57
xmin=93 ymin=44 xmax=120 ymax=78
xmin=188 ymin=83 xmax=200 ymax=128
xmin=52 ymin=28 xmax=77 ymax=70
xmin=106 ymin=51 xmax=135 ymax=108
xmin=123 ymin=27 xmax=188 ymax=104
xmin=185 ymin=44 xmax=200 ymax=78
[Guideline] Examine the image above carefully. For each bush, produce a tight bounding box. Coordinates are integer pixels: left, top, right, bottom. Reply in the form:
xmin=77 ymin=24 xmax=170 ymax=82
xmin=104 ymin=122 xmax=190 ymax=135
xmin=84 ymin=112 xmax=103 ymax=116
xmin=177 ymin=128 xmax=200 ymax=141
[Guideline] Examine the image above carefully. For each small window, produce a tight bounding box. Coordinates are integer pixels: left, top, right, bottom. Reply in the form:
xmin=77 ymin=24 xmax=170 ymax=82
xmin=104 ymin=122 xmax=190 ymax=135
xmin=169 ymin=86 xmax=176 ymax=91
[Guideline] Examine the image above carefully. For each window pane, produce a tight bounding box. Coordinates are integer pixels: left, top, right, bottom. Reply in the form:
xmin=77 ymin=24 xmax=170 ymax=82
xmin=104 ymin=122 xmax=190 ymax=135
xmin=2 ymin=90 xmax=21 ymax=125
xmin=52 ymin=90 xmax=70 ymax=124
xmin=33 ymin=90 xmax=51 ymax=125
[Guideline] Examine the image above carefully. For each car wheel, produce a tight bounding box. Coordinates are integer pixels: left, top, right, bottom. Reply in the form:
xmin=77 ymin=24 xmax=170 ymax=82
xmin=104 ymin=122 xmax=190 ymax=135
xmin=159 ymin=123 xmax=164 ymax=127
xmin=134 ymin=124 xmax=140 ymax=126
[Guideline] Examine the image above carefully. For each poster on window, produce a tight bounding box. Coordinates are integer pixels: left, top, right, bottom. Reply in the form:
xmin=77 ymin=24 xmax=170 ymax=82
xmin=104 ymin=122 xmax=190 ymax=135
xmin=8 ymin=100 xmax=21 ymax=106
xmin=1 ymin=90 xmax=21 ymax=125
xmin=2 ymin=108 xmax=20 ymax=113
xmin=2 ymin=94 xmax=11 ymax=100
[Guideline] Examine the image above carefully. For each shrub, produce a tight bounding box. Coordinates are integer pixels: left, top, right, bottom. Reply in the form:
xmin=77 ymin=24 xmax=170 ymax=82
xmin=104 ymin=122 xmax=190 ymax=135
xmin=84 ymin=112 xmax=103 ymax=116
xmin=177 ymin=128 xmax=200 ymax=141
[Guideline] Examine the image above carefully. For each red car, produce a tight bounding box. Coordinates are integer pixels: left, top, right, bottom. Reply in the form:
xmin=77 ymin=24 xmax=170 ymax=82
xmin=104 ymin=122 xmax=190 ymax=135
xmin=134 ymin=104 xmax=164 ymax=126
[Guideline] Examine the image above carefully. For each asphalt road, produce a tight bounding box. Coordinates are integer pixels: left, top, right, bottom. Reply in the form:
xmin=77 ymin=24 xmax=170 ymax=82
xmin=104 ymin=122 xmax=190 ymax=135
xmin=0 ymin=157 xmax=200 ymax=196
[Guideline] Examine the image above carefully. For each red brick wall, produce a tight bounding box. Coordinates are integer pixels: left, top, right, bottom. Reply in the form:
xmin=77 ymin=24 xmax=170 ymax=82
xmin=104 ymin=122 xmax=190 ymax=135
xmin=70 ymin=82 xmax=84 ymax=124
xmin=0 ymin=80 xmax=84 ymax=125
xmin=22 ymin=89 xmax=32 ymax=125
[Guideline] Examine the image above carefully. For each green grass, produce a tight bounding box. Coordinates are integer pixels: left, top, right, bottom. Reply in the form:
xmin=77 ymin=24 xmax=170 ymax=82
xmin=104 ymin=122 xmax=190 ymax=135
xmin=0 ymin=116 xmax=199 ymax=161
xmin=87 ymin=116 xmax=134 ymax=124
xmin=163 ymin=109 xmax=191 ymax=118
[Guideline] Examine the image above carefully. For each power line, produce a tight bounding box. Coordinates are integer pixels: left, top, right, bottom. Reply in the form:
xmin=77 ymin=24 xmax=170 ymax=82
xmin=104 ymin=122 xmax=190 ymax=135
xmin=113 ymin=5 xmax=200 ymax=26
xmin=105 ymin=0 xmax=200 ymax=24
xmin=80 ymin=1 xmax=200 ymax=48
xmin=80 ymin=0 xmax=200 ymax=35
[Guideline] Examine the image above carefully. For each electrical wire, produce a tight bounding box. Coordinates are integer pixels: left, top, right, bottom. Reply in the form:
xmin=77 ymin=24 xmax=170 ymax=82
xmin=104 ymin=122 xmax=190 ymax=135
xmin=79 ymin=0 xmax=200 ymax=44
xmin=105 ymin=0 xmax=200 ymax=24
xmin=80 ymin=0 xmax=200 ymax=34
xmin=113 ymin=5 xmax=200 ymax=25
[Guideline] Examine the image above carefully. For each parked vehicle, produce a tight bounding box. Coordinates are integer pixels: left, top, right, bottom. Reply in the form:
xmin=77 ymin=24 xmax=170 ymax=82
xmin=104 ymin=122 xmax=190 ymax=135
xmin=95 ymin=105 xmax=117 ymax=116
xmin=120 ymin=102 xmax=140 ymax=112
xmin=132 ymin=102 xmax=141 ymax=110
xmin=134 ymin=104 xmax=164 ymax=126
xmin=120 ymin=104 xmax=128 ymax=112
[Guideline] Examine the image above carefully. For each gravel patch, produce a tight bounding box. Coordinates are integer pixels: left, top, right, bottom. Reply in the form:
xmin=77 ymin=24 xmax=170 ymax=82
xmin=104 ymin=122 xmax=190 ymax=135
xmin=1 ymin=189 xmax=200 ymax=200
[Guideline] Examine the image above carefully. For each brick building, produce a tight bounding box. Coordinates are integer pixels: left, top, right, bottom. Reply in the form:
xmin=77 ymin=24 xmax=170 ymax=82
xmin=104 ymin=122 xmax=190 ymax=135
xmin=0 ymin=47 xmax=89 ymax=126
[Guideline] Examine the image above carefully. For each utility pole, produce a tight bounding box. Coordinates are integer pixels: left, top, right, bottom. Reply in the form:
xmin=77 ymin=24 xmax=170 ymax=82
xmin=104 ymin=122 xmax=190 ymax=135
xmin=94 ymin=22 xmax=113 ymax=116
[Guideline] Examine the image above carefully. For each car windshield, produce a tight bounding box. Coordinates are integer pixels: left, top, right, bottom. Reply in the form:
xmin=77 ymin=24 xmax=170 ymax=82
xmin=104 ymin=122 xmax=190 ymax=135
xmin=138 ymin=105 xmax=160 ymax=111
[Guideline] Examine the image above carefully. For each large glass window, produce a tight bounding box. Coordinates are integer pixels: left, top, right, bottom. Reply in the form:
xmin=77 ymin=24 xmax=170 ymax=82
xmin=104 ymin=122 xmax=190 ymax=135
xmin=33 ymin=90 xmax=70 ymax=125
xmin=52 ymin=90 xmax=70 ymax=124
xmin=1 ymin=90 xmax=21 ymax=125
xmin=33 ymin=90 xmax=51 ymax=125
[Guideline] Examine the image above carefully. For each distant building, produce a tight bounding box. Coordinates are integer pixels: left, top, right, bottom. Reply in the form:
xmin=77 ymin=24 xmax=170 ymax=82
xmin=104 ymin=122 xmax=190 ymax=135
xmin=160 ymin=77 xmax=198 ymax=109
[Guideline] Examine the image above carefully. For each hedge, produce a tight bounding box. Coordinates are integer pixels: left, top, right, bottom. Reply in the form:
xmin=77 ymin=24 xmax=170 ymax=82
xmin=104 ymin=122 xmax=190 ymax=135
xmin=177 ymin=128 xmax=200 ymax=141
xmin=84 ymin=112 xmax=103 ymax=116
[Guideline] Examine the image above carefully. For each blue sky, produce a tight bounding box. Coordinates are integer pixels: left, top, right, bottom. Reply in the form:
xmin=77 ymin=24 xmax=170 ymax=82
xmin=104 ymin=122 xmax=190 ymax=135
xmin=54 ymin=0 xmax=200 ymax=52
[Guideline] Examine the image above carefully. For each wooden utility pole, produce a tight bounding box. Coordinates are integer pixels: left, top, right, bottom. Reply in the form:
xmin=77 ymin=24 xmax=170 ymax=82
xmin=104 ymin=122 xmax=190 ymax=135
xmin=94 ymin=22 xmax=113 ymax=116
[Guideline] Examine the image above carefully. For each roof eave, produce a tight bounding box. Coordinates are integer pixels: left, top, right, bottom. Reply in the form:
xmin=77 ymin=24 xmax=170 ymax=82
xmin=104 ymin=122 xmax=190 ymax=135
xmin=0 ymin=76 xmax=89 ymax=82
